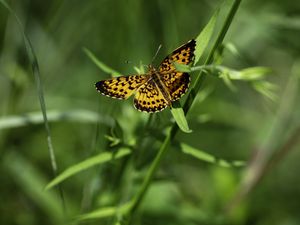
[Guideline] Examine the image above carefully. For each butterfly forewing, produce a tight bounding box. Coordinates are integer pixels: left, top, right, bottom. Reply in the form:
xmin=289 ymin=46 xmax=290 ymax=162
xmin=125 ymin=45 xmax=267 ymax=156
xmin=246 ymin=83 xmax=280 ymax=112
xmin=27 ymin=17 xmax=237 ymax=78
xmin=159 ymin=39 xmax=196 ymax=73
xmin=95 ymin=75 xmax=149 ymax=99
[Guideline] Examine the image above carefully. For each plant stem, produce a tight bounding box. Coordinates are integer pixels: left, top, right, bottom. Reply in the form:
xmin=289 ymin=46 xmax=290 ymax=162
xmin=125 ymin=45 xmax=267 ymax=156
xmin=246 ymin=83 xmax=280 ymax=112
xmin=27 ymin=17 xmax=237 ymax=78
xmin=125 ymin=0 xmax=242 ymax=223
xmin=128 ymin=133 xmax=172 ymax=216
xmin=184 ymin=0 xmax=242 ymax=113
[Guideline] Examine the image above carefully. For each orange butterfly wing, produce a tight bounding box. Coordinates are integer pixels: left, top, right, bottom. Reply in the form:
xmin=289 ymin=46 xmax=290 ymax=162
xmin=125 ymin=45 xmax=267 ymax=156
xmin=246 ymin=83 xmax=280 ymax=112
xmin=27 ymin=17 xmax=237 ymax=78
xmin=95 ymin=75 xmax=149 ymax=99
xmin=159 ymin=39 xmax=196 ymax=101
xmin=95 ymin=39 xmax=196 ymax=113
xmin=133 ymin=79 xmax=169 ymax=113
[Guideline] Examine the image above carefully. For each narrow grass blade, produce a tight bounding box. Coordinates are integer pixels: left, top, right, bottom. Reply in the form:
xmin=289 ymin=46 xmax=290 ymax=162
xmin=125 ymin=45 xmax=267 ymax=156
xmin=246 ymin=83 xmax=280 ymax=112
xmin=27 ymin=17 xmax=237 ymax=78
xmin=45 ymin=148 xmax=131 ymax=190
xmin=0 ymin=0 xmax=65 ymax=205
xmin=194 ymin=7 xmax=219 ymax=64
xmin=77 ymin=201 xmax=132 ymax=221
xmin=83 ymin=47 xmax=121 ymax=76
xmin=181 ymin=143 xmax=245 ymax=167
xmin=0 ymin=109 xmax=114 ymax=130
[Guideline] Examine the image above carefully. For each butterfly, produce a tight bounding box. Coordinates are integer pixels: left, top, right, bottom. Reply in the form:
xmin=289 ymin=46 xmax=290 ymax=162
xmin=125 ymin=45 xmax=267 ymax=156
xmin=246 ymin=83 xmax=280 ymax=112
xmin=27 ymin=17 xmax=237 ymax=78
xmin=95 ymin=39 xmax=196 ymax=113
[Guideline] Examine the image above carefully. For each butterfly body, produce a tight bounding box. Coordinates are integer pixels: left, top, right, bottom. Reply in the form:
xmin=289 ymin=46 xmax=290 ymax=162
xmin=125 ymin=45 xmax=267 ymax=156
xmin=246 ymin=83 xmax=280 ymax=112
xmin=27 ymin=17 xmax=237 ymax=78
xmin=147 ymin=66 xmax=173 ymax=105
xmin=95 ymin=39 xmax=196 ymax=113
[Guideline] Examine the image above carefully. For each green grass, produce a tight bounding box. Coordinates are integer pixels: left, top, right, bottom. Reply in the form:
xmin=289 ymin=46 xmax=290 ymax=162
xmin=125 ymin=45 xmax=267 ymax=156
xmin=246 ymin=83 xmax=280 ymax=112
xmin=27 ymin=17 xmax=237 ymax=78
xmin=1 ymin=0 xmax=300 ymax=225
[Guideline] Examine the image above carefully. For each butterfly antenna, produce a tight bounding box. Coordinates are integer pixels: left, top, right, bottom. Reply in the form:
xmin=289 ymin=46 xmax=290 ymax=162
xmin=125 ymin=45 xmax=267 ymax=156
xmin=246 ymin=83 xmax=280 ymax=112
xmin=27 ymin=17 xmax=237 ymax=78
xmin=151 ymin=44 xmax=162 ymax=65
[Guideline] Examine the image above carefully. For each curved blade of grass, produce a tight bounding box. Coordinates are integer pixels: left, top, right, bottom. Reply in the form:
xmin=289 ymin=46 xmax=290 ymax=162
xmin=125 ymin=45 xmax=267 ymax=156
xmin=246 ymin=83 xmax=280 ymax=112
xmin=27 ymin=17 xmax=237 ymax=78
xmin=0 ymin=0 xmax=65 ymax=207
xmin=77 ymin=201 xmax=132 ymax=221
xmin=181 ymin=143 xmax=245 ymax=167
xmin=45 ymin=148 xmax=131 ymax=190
xmin=83 ymin=47 xmax=121 ymax=76
xmin=0 ymin=109 xmax=114 ymax=130
xmin=194 ymin=7 xmax=219 ymax=64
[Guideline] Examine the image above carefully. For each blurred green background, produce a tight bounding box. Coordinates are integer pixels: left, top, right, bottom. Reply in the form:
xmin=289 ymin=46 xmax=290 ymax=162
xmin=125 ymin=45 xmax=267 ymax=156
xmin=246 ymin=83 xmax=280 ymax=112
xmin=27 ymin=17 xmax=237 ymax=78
xmin=1 ymin=0 xmax=300 ymax=225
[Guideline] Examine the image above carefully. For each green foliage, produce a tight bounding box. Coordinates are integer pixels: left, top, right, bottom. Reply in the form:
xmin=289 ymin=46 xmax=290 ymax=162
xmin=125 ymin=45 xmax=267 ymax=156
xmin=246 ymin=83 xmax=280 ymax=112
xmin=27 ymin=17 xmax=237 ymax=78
xmin=77 ymin=201 xmax=133 ymax=221
xmin=83 ymin=47 xmax=121 ymax=76
xmin=170 ymin=102 xmax=192 ymax=133
xmin=181 ymin=143 xmax=245 ymax=167
xmin=45 ymin=148 xmax=131 ymax=190
xmin=1 ymin=0 xmax=300 ymax=225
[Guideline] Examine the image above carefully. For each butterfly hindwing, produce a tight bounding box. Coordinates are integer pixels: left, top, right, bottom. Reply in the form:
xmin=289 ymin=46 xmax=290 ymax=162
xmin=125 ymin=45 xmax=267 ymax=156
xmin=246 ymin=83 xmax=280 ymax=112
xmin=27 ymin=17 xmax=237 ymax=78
xmin=133 ymin=79 xmax=169 ymax=113
xmin=161 ymin=72 xmax=190 ymax=101
xmin=159 ymin=39 xmax=195 ymax=101
xmin=95 ymin=75 xmax=148 ymax=99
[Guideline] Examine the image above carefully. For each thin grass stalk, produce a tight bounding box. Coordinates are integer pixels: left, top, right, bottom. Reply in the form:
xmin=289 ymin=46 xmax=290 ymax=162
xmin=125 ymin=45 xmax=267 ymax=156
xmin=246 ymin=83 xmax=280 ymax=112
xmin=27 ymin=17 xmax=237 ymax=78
xmin=0 ymin=0 xmax=66 ymax=212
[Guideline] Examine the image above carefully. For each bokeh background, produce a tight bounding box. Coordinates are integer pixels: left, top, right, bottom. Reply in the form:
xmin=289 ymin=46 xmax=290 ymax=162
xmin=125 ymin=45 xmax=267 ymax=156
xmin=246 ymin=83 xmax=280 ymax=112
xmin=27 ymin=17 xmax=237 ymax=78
xmin=1 ymin=0 xmax=300 ymax=225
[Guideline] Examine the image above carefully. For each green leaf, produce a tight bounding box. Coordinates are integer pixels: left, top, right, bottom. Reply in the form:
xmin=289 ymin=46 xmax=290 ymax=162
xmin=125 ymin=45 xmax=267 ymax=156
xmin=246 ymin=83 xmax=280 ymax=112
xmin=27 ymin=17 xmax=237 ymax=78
xmin=197 ymin=65 xmax=272 ymax=81
xmin=77 ymin=201 xmax=133 ymax=220
xmin=229 ymin=67 xmax=273 ymax=80
xmin=170 ymin=101 xmax=192 ymax=133
xmin=173 ymin=62 xmax=192 ymax=72
xmin=45 ymin=148 xmax=131 ymax=190
xmin=180 ymin=143 xmax=245 ymax=167
xmin=83 ymin=47 xmax=121 ymax=76
xmin=0 ymin=109 xmax=114 ymax=130
xmin=191 ymin=65 xmax=274 ymax=95
xmin=252 ymin=80 xmax=278 ymax=101
xmin=194 ymin=7 xmax=219 ymax=64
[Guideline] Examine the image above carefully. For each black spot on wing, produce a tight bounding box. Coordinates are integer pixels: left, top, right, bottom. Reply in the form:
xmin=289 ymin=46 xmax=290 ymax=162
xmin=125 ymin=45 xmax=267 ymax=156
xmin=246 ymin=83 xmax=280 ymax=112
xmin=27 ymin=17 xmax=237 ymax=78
xmin=95 ymin=80 xmax=126 ymax=99
xmin=133 ymin=98 xmax=168 ymax=113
